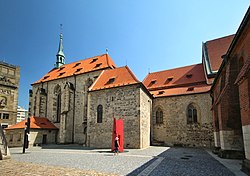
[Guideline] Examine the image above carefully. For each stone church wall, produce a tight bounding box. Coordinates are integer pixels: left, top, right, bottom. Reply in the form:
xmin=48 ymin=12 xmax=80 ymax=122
xmin=30 ymin=70 xmax=102 ymax=144
xmin=87 ymin=84 xmax=151 ymax=149
xmin=139 ymin=88 xmax=151 ymax=148
xmin=152 ymin=93 xmax=214 ymax=148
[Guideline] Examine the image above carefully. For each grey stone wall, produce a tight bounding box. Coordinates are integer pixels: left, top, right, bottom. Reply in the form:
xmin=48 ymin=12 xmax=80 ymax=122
xmin=30 ymin=70 xmax=102 ymax=144
xmin=152 ymin=93 xmax=214 ymax=148
xmin=139 ymin=88 xmax=151 ymax=148
xmin=5 ymin=129 xmax=57 ymax=147
xmin=87 ymin=84 xmax=151 ymax=149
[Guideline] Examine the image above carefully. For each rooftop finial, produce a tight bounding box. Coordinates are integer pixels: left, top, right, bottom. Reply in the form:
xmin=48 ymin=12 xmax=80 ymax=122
xmin=106 ymin=48 xmax=109 ymax=54
xmin=55 ymin=24 xmax=65 ymax=68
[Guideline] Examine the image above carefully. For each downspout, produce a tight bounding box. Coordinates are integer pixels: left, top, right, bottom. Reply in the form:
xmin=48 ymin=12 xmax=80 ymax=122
xmin=72 ymin=74 xmax=76 ymax=143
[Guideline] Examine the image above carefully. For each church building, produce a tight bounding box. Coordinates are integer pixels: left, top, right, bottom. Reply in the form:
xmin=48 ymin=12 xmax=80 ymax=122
xmin=28 ymin=33 xmax=151 ymax=148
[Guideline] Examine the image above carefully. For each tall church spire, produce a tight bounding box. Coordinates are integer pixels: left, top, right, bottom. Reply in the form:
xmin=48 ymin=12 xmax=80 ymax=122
xmin=55 ymin=30 xmax=65 ymax=68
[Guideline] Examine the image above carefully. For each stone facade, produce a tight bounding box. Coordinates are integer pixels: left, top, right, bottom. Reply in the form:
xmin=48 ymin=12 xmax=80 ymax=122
xmin=29 ymin=70 xmax=103 ymax=144
xmin=87 ymin=84 xmax=151 ymax=149
xmin=5 ymin=129 xmax=57 ymax=147
xmin=152 ymin=93 xmax=214 ymax=148
xmin=0 ymin=61 xmax=20 ymax=128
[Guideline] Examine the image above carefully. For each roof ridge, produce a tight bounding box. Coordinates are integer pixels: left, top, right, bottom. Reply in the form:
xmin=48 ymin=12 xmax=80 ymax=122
xmin=205 ymin=34 xmax=235 ymax=43
xmin=148 ymin=63 xmax=202 ymax=75
xmin=125 ymin=65 xmax=140 ymax=83
xmin=88 ymin=70 xmax=105 ymax=91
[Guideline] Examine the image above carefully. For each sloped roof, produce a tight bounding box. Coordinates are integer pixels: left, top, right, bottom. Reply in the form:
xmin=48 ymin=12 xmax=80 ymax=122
xmin=33 ymin=54 xmax=116 ymax=84
xmin=143 ymin=64 xmax=209 ymax=97
xmin=5 ymin=116 xmax=58 ymax=130
xmin=205 ymin=34 xmax=235 ymax=72
xmin=150 ymin=84 xmax=211 ymax=97
xmin=89 ymin=66 xmax=140 ymax=91
xmin=143 ymin=64 xmax=206 ymax=90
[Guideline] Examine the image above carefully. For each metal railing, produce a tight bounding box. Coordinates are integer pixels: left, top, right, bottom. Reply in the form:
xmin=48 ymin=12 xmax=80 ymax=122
xmin=0 ymin=125 xmax=8 ymax=156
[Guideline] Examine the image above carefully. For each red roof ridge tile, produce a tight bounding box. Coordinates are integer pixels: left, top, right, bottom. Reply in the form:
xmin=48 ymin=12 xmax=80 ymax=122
xmin=147 ymin=63 xmax=202 ymax=75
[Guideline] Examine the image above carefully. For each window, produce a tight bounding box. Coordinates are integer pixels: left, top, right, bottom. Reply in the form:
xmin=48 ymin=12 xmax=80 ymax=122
xmin=186 ymin=74 xmax=193 ymax=78
xmin=75 ymin=68 xmax=82 ymax=73
xmin=95 ymin=63 xmax=102 ymax=68
xmin=18 ymin=133 xmax=22 ymax=141
xmin=90 ymin=58 xmax=98 ymax=63
xmin=156 ymin=109 xmax=163 ymax=124
xmin=54 ymin=85 xmax=61 ymax=122
xmin=158 ymin=91 xmax=164 ymax=95
xmin=58 ymin=72 xmax=65 ymax=77
xmin=187 ymin=104 xmax=197 ymax=124
xmin=0 ymin=113 xmax=1 ymax=119
xmin=9 ymin=134 xmax=13 ymax=142
xmin=73 ymin=63 xmax=81 ymax=67
xmin=56 ymin=94 xmax=61 ymax=122
xmin=43 ymin=75 xmax=50 ymax=80
xmin=3 ymin=113 xmax=9 ymax=119
xmin=97 ymin=105 xmax=103 ymax=123
xmin=106 ymin=78 xmax=115 ymax=85
xmin=187 ymin=87 xmax=194 ymax=91
xmin=165 ymin=77 xmax=173 ymax=84
xmin=148 ymin=80 xmax=156 ymax=87
xmin=58 ymin=67 xmax=65 ymax=71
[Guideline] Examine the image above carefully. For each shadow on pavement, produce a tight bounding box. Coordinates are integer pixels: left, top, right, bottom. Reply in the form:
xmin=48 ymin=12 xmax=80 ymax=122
xmin=127 ymin=147 xmax=236 ymax=176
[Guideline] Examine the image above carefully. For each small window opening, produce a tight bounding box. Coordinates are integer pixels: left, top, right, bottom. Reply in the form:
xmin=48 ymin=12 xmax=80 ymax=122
xmin=186 ymin=74 xmax=193 ymax=78
xmin=58 ymin=72 xmax=65 ymax=77
xmin=75 ymin=68 xmax=82 ymax=73
xmin=58 ymin=67 xmax=65 ymax=71
xmin=187 ymin=87 xmax=194 ymax=91
xmin=90 ymin=58 xmax=98 ymax=64
xmin=158 ymin=91 xmax=165 ymax=95
xmin=148 ymin=80 xmax=156 ymax=87
xmin=73 ymin=63 xmax=81 ymax=68
xmin=165 ymin=77 xmax=173 ymax=84
xmin=106 ymin=77 xmax=115 ymax=85
xmin=95 ymin=63 xmax=102 ymax=68
xmin=43 ymin=75 xmax=50 ymax=80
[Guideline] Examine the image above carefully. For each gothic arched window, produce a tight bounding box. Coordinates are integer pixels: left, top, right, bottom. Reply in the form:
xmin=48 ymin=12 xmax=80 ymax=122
xmin=97 ymin=105 xmax=103 ymax=123
xmin=156 ymin=108 xmax=163 ymax=124
xmin=187 ymin=104 xmax=197 ymax=124
xmin=54 ymin=85 xmax=61 ymax=122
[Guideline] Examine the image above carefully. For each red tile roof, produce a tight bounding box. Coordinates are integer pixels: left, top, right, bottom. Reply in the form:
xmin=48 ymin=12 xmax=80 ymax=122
xmin=33 ymin=54 xmax=116 ymax=84
xmin=150 ymin=84 xmax=211 ymax=97
xmin=205 ymin=34 xmax=235 ymax=72
xmin=89 ymin=66 xmax=140 ymax=91
xmin=143 ymin=64 xmax=206 ymax=90
xmin=5 ymin=116 xmax=58 ymax=130
xmin=143 ymin=64 xmax=209 ymax=97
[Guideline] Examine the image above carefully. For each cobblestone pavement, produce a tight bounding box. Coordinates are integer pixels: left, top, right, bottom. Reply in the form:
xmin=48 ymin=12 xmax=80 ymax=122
xmin=1 ymin=145 xmax=246 ymax=176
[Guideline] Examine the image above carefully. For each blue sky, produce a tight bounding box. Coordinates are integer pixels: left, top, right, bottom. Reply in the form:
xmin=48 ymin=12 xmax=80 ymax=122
xmin=0 ymin=1 xmax=249 ymax=109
